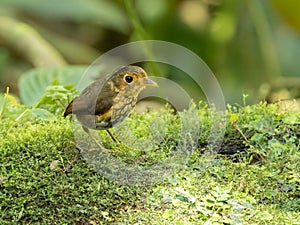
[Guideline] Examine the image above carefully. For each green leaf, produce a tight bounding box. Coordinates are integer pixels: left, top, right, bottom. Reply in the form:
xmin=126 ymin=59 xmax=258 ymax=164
xmin=175 ymin=194 xmax=189 ymax=203
xmin=30 ymin=108 xmax=55 ymax=120
xmin=34 ymin=83 xmax=78 ymax=115
xmin=162 ymin=210 xmax=176 ymax=219
xmin=18 ymin=66 xmax=87 ymax=106
xmin=250 ymin=133 xmax=266 ymax=144
xmin=258 ymin=211 xmax=273 ymax=221
xmin=282 ymin=113 xmax=300 ymax=125
xmin=168 ymin=176 xmax=180 ymax=186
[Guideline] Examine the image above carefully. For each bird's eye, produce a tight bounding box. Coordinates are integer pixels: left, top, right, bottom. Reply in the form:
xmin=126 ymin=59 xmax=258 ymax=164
xmin=124 ymin=75 xmax=133 ymax=83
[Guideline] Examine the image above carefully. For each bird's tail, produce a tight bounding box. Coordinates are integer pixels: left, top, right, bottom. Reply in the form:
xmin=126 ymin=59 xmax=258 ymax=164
xmin=63 ymin=100 xmax=74 ymax=117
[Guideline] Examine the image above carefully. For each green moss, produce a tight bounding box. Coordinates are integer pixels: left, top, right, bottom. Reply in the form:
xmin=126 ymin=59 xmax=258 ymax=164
xmin=0 ymin=100 xmax=300 ymax=224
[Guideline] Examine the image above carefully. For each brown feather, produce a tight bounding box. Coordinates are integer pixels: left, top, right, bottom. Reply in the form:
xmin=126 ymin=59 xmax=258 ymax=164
xmin=63 ymin=99 xmax=74 ymax=117
xmin=63 ymin=65 xmax=156 ymax=132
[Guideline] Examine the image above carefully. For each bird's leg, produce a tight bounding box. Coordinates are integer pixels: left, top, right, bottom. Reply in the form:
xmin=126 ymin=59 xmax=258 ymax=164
xmin=82 ymin=126 xmax=103 ymax=149
xmin=106 ymin=129 xmax=119 ymax=143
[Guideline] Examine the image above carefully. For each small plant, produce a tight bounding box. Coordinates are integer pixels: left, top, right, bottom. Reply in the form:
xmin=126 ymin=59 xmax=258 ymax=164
xmin=1 ymin=87 xmax=300 ymax=224
xmin=35 ymin=79 xmax=78 ymax=115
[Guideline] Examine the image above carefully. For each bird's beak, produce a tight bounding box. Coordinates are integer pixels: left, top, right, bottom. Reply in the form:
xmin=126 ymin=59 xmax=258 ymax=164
xmin=143 ymin=78 xmax=158 ymax=87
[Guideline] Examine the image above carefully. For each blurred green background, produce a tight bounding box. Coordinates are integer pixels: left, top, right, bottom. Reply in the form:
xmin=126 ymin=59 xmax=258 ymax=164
xmin=0 ymin=0 xmax=300 ymax=104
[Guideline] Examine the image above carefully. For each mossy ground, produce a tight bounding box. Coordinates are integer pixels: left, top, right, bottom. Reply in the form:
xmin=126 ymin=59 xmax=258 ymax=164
xmin=0 ymin=98 xmax=300 ymax=224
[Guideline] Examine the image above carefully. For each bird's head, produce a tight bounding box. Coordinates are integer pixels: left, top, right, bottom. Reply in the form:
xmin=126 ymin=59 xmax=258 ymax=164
xmin=111 ymin=66 xmax=158 ymax=94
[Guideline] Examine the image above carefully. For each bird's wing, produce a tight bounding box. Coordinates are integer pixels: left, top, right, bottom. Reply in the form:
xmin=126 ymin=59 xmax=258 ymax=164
xmin=64 ymin=78 xmax=117 ymax=116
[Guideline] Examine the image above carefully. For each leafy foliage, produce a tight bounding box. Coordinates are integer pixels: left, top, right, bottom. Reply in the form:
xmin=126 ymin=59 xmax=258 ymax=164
xmin=1 ymin=0 xmax=300 ymax=104
xmin=1 ymin=0 xmax=299 ymax=223
xmin=18 ymin=66 xmax=86 ymax=106
xmin=35 ymin=80 xmax=78 ymax=115
xmin=0 ymin=90 xmax=299 ymax=224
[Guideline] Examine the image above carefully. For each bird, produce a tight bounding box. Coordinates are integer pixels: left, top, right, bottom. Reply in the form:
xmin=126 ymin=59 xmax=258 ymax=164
xmin=64 ymin=65 xmax=158 ymax=143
